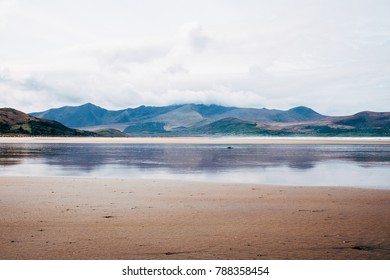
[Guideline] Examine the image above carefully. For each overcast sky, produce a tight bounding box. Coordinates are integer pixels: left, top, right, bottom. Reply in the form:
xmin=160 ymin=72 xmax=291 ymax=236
xmin=1 ymin=0 xmax=389 ymax=115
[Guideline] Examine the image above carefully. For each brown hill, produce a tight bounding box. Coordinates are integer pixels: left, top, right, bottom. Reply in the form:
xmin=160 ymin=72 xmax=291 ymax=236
xmin=0 ymin=108 xmax=95 ymax=136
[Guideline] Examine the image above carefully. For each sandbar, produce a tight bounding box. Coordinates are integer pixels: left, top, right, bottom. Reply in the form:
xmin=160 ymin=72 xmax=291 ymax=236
xmin=0 ymin=136 xmax=390 ymax=145
xmin=0 ymin=176 xmax=389 ymax=259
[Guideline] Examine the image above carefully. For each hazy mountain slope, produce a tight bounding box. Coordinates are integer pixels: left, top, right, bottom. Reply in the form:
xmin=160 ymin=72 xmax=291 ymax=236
xmin=31 ymin=103 xmax=182 ymax=128
xmin=190 ymin=118 xmax=264 ymax=135
xmin=31 ymin=103 xmax=110 ymax=128
xmin=187 ymin=104 xmax=237 ymax=117
xmin=215 ymin=106 xmax=325 ymax=123
xmin=150 ymin=104 xmax=205 ymax=130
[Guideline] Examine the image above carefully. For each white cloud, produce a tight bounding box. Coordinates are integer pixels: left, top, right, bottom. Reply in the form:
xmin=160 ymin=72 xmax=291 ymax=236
xmin=178 ymin=22 xmax=211 ymax=53
xmin=163 ymin=64 xmax=189 ymax=75
xmin=65 ymin=41 xmax=172 ymax=74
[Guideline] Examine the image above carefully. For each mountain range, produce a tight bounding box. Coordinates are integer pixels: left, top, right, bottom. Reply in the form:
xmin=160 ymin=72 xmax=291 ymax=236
xmin=30 ymin=103 xmax=390 ymax=136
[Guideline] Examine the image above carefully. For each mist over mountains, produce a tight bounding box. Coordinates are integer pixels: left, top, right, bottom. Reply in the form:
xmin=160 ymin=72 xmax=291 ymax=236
xmin=30 ymin=103 xmax=390 ymax=136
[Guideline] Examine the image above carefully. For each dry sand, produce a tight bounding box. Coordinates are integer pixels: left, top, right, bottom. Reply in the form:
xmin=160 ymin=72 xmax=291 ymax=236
xmin=0 ymin=176 xmax=389 ymax=260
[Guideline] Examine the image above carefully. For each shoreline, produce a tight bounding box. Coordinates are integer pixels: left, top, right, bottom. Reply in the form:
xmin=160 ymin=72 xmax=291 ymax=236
xmin=1 ymin=176 xmax=389 ymax=260
xmin=0 ymin=136 xmax=390 ymax=145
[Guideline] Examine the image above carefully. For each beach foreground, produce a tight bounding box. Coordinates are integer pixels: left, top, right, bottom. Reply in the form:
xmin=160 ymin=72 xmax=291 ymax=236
xmin=0 ymin=176 xmax=389 ymax=259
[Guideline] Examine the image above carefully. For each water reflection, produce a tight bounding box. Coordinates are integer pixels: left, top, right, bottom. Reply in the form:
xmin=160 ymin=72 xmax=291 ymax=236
xmin=1 ymin=143 xmax=389 ymax=188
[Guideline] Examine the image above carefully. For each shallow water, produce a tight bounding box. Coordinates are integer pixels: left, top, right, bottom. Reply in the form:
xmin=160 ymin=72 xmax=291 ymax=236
xmin=0 ymin=143 xmax=389 ymax=189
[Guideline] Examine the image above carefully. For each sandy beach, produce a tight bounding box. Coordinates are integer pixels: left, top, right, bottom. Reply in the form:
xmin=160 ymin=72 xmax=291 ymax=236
xmin=0 ymin=176 xmax=389 ymax=260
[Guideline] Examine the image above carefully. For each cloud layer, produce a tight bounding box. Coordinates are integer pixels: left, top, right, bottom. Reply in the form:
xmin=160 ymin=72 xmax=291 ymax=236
xmin=1 ymin=0 xmax=389 ymax=115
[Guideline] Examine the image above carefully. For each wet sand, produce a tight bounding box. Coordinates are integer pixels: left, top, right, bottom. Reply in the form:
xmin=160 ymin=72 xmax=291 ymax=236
xmin=1 ymin=136 xmax=390 ymax=145
xmin=0 ymin=176 xmax=389 ymax=260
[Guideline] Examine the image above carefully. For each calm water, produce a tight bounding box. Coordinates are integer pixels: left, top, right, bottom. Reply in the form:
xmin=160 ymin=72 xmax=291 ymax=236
xmin=1 ymin=143 xmax=389 ymax=189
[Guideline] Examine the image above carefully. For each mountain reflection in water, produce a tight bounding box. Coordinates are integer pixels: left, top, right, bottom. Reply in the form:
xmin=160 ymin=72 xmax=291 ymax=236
xmin=1 ymin=143 xmax=389 ymax=188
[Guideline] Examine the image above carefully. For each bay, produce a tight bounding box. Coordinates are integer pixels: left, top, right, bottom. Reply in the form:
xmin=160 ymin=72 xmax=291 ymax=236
xmin=0 ymin=143 xmax=389 ymax=189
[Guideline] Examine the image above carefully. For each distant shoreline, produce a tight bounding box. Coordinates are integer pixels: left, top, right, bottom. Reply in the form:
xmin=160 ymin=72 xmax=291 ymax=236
xmin=0 ymin=136 xmax=390 ymax=145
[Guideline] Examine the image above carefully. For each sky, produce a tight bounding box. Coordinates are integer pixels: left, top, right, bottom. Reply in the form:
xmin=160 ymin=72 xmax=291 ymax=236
xmin=0 ymin=0 xmax=389 ymax=115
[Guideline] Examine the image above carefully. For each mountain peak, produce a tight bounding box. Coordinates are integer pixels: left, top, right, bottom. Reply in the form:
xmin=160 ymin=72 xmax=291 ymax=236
xmin=80 ymin=102 xmax=100 ymax=108
xmin=30 ymin=102 xmax=108 ymax=127
xmin=287 ymin=106 xmax=324 ymax=120
xmin=289 ymin=106 xmax=316 ymax=113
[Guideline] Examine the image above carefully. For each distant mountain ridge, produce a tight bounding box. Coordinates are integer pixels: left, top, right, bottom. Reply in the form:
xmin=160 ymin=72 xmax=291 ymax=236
xmin=30 ymin=103 xmax=390 ymax=136
xmin=31 ymin=103 xmax=325 ymax=128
